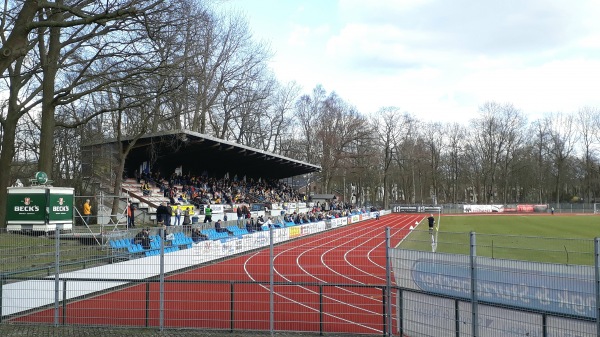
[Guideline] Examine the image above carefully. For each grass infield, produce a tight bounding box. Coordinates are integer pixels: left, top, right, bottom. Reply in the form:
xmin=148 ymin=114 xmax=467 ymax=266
xmin=398 ymin=214 xmax=600 ymax=265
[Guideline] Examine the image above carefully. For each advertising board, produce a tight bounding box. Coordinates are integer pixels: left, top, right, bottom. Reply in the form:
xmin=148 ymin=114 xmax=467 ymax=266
xmin=6 ymin=187 xmax=47 ymax=224
xmin=48 ymin=187 xmax=74 ymax=225
xmin=6 ymin=186 xmax=74 ymax=231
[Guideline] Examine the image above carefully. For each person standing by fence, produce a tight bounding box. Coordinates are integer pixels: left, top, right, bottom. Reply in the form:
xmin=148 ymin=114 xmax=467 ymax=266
xmin=127 ymin=202 xmax=135 ymax=228
xmin=83 ymin=199 xmax=92 ymax=226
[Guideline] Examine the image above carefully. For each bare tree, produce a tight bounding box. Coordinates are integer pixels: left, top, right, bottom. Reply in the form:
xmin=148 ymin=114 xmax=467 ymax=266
xmin=421 ymin=122 xmax=445 ymax=205
xmin=441 ymin=122 xmax=467 ymax=203
xmin=0 ymin=1 xmax=141 ymax=75
xmin=293 ymin=85 xmax=326 ymax=164
xmin=544 ymin=112 xmax=579 ymax=204
xmin=35 ymin=1 xmax=169 ymax=175
xmin=468 ymin=102 xmax=524 ymax=203
xmin=372 ymin=107 xmax=404 ymax=209
xmin=0 ymin=55 xmax=43 ymax=228
xmin=577 ymin=106 xmax=600 ymax=203
xmin=186 ymin=10 xmax=271 ymax=135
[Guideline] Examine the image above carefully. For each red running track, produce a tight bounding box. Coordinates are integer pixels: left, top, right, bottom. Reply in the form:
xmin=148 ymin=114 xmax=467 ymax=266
xmin=15 ymin=214 xmax=423 ymax=334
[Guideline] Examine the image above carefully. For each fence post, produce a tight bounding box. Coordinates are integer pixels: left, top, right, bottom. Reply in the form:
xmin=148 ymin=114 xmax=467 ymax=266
xmin=470 ymin=232 xmax=478 ymax=337
xmin=0 ymin=273 xmax=3 ymax=322
xmin=385 ymin=227 xmax=392 ymax=337
xmin=595 ymin=238 xmax=600 ymax=337
xmin=54 ymin=224 xmax=62 ymax=327
xmin=381 ymin=287 xmax=386 ymax=336
xmin=319 ymin=284 xmax=324 ymax=336
xmin=230 ymin=281 xmax=235 ymax=332
xmin=397 ymin=288 xmax=402 ymax=336
xmin=159 ymin=227 xmax=165 ymax=331
xmin=61 ymin=279 xmax=67 ymax=325
xmin=269 ymin=226 xmax=274 ymax=336
xmin=145 ymin=282 xmax=150 ymax=327
xmin=0 ymin=273 xmax=4 ymax=323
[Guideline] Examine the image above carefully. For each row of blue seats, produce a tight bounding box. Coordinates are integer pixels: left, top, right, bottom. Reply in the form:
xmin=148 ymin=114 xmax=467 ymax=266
xmin=110 ymin=238 xmax=136 ymax=249
xmin=171 ymin=232 xmax=194 ymax=245
xmin=110 ymin=215 xmax=356 ymax=251
xmin=227 ymin=225 xmax=249 ymax=237
xmin=201 ymin=228 xmax=229 ymax=240
xmin=109 ymin=233 xmax=193 ymax=255
xmin=145 ymin=245 xmax=184 ymax=256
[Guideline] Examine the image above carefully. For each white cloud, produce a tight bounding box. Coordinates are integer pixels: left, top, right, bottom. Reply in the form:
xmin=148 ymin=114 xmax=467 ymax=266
xmin=223 ymin=0 xmax=600 ymax=124
xmin=287 ymin=25 xmax=312 ymax=47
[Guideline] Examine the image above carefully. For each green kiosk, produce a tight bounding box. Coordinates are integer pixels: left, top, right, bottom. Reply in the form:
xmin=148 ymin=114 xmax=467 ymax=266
xmin=6 ymin=172 xmax=74 ymax=233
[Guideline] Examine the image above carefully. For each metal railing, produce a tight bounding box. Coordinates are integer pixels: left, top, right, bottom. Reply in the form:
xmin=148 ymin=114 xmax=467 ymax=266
xmin=1 ymin=220 xmax=598 ymax=336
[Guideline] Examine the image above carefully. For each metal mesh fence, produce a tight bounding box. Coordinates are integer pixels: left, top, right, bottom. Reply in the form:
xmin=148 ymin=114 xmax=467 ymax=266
xmin=1 ymin=212 xmax=599 ymax=337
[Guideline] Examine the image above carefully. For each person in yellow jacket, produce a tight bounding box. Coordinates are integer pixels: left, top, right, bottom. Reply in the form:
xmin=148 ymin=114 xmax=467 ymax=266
xmin=83 ymin=199 xmax=92 ymax=226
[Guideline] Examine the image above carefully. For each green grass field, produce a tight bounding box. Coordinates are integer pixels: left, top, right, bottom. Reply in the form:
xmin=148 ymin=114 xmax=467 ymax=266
xmin=398 ymin=214 xmax=600 ymax=265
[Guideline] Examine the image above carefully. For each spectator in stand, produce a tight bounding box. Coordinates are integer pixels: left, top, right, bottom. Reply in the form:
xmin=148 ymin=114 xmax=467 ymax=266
xmin=245 ymin=219 xmax=255 ymax=233
xmin=163 ymin=225 xmax=174 ymax=242
xmin=242 ymin=204 xmax=250 ymax=219
xmin=174 ymin=205 xmax=182 ymax=226
xmin=236 ymin=206 xmax=243 ymax=225
xmin=134 ymin=228 xmax=151 ymax=249
xmin=164 ymin=202 xmax=173 ymax=226
xmin=156 ymin=202 xmax=168 ymax=224
xmin=214 ymin=219 xmax=226 ymax=233
xmin=183 ymin=209 xmax=191 ymax=227
xmin=141 ymin=181 xmax=151 ymax=196
xmin=127 ymin=201 xmax=135 ymax=228
xmin=203 ymin=204 xmax=213 ymax=223
xmin=264 ymin=217 xmax=273 ymax=229
xmin=192 ymin=228 xmax=207 ymax=242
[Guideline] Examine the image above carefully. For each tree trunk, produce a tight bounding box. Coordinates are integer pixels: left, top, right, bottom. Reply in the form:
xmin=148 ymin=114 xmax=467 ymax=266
xmin=0 ymin=1 xmax=38 ymax=74
xmin=0 ymin=116 xmax=19 ymax=229
xmin=38 ymin=12 xmax=61 ymax=175
xmin=111 ymin=155 xmax=126 ymax=224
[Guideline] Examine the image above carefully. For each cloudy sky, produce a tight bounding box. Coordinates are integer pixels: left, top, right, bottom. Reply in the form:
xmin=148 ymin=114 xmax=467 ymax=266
xmin=221 ymin=0 xmax=600 ymax=123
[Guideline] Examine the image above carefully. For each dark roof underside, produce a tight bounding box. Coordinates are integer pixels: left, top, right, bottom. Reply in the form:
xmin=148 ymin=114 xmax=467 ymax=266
xmin=112 ymin=130 xmax=319 ymax=180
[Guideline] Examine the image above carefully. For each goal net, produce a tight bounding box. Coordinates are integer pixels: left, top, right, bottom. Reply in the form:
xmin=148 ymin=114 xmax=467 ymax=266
xmin=595 ymin=203 xmax=600 ymax=214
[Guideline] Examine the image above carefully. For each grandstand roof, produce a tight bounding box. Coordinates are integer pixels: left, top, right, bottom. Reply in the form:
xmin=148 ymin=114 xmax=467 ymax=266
xmin=86 ymin=129 xmax=321 ymax=179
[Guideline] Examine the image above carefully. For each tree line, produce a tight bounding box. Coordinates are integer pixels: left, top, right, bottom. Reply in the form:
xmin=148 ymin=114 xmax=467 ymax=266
xmin=1 ymin=1 xmax=599 ymax=228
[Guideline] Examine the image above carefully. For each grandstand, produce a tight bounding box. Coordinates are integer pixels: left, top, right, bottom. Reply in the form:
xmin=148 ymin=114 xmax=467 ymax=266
xmin=82 ymin=129 xmax=322 ymax=225
xmin=82 ymin=129 xmax=320 ymax=181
